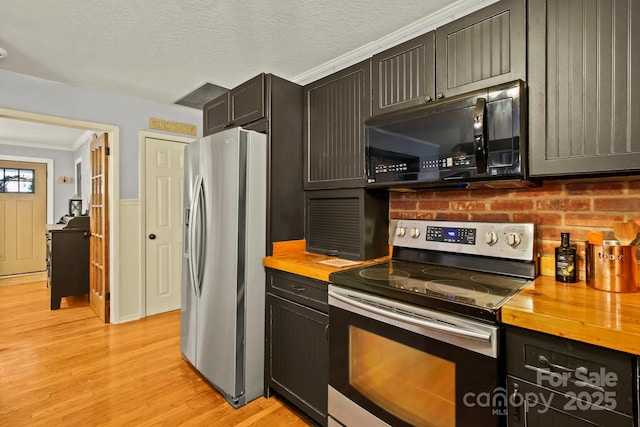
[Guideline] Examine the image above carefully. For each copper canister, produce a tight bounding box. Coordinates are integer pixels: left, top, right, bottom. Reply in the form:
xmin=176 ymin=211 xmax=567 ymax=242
xmin=585 ymin=242 xmax=639 ymax=293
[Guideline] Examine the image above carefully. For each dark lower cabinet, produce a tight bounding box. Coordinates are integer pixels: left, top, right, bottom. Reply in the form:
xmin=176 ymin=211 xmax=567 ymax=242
xmin=46 ymin=228 xmax=90 ymax=310
xmin=266 ymin=269 xmax=328 ymax=426
xmin=506 ymin=377 xmax=634 ymax=426
xmin=506 ymin=326 xmax=636 ymax=426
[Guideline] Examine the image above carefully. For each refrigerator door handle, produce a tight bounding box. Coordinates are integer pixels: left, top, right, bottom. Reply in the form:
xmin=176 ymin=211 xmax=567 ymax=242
xmin=189 ymin=174 xmax=204 ymax=297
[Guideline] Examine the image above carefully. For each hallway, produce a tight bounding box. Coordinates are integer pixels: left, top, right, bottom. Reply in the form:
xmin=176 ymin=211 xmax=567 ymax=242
xmin=0 ymin=281 xmax=311 ymax=426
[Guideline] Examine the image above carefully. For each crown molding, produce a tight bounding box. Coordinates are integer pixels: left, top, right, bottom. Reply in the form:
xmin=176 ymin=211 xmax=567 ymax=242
xmin=291 ymin=0 xmax=498 ymax=86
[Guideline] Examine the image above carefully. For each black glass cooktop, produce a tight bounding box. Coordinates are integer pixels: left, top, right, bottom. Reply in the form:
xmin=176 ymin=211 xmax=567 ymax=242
xmin=329 ymin=260 xmax=531 ymax=322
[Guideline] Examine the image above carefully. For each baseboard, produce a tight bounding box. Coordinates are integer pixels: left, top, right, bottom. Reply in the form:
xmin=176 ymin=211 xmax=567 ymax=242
xmin=0 ymin=271 xmax=47 ymax=287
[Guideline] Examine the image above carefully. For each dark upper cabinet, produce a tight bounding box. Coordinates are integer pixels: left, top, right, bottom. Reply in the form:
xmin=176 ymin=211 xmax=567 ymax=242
xmin=372 ymin=32 xmax=435 ymax=116
xmin=304 ymin=60 xmax=371 ymax=189
xmin=203 ymin=92 xmax=229 ymax=136
xmin=230 ymin=73 xmax=265 ymax=126
xmin=436 ymin=0 xmax=526 ymax=98
xmin=529 ymin=0 xmax=640 ymax=176
xmin=202 ymin=73 xmax=266 ymax=136
xmin=202 ymin=74 xmax=304 ymax=255
xmin=371 ymin=0 xmax=525 ymax=116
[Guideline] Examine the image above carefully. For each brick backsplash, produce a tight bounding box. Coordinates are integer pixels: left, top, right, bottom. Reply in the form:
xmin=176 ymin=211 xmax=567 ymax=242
xmin=389 ymin=176 xmax=640 ymax=278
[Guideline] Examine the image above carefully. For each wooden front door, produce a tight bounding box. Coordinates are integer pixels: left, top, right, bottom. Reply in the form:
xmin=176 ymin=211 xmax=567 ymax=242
xmin=90 ymin=134 xmax=110 ymax=323
xmin=0 ymin=160 xmax=47 ymax=276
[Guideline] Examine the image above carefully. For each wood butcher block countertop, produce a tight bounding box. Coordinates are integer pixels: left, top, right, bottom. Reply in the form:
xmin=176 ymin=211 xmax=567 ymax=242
xmin=502 ymin=275 xmax=640 ymax=355
xmin=263 ymin=240 xmax=390 ymax=282
xmin=265 ymin=241 xmax=640 ymax=355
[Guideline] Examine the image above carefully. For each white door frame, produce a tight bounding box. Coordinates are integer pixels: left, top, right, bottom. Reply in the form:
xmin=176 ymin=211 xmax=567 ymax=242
xmin=0 ymin=108 xmax=120 ymax=322
xmin=139 ymin=131 xmax=195 ymax=317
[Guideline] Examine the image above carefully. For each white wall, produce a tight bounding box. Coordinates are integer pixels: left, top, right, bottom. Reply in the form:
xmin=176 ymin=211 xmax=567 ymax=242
xmin=0 ymin=70 xmax=203 ymax=323
xmin=0 ymin=70 xmax=202 ymax=198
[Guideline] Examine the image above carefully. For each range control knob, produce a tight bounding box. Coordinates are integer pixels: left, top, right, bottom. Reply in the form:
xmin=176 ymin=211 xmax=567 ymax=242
xmin=396 ymin=226 xmax=407 ymax=237
xmin=507 ymin=232 xmax=522 ymax=247
xmin=484 ymin=231 xmax=498 ymax=246
xmin=410 ymin=228 xmax=421 ymax=238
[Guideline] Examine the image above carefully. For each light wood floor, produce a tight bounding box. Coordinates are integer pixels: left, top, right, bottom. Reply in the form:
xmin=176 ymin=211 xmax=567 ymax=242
xmin=0 ymin=281 xmax=312 ymax=426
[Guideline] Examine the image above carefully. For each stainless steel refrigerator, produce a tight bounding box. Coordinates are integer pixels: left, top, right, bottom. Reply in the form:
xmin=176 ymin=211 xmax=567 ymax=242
xmin=180 ymin=127 xmax=267 ymax=408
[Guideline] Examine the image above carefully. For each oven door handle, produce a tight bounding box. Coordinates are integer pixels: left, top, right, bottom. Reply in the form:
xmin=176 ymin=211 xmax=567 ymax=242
xmin=329 ymin=291 xmax=492 ymax=342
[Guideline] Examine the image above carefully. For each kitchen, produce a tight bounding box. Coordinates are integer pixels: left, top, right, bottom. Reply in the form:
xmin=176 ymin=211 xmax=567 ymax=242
xmin=2 ymin=0 xmax=640 ymax=426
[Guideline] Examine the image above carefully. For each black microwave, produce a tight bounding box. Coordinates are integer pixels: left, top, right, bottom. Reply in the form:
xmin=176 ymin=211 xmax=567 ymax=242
xmin=366 ymin=80 xmax=536 ymax=190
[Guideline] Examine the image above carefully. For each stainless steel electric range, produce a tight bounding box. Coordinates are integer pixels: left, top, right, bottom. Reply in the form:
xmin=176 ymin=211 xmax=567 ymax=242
xmin=327 ymin=219 xmax=536 ymax=427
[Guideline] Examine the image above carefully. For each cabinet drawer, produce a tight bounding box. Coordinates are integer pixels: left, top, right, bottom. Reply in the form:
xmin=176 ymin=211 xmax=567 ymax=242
xmin=506 ymin=325 xmax=635 ymax=416
xmin=267 ymin=269 xmax=327 ymax=313
xmin=506 ymin=376 xmax=634 ymax=427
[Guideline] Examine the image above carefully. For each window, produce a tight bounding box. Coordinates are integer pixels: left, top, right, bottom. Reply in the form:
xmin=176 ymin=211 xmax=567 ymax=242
xmin=0 ymin=168 xmax=35 ymax=193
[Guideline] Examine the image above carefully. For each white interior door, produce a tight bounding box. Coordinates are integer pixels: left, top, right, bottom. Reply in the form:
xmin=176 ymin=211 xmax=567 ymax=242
xmin=145 ymin=137 xmax=186 ymax=315
xmin=0 ymin=160 xmax=47 ymax=276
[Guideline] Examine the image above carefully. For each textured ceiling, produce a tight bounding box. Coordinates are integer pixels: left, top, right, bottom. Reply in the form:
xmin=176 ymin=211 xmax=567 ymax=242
xmin=0 ymin=0 xmax=494 ymax=105
xmin=0 ymin=0 xmax=495 ymax=149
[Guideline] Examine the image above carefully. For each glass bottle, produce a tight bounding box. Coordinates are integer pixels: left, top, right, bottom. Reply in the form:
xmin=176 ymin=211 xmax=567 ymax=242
xmin=555 ymin=232 xmax=577 ymax=283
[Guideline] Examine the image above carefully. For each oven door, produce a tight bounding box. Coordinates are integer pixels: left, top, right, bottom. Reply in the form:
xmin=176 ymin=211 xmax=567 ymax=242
xmin=328 ymin=285 xmax=504 ymax=427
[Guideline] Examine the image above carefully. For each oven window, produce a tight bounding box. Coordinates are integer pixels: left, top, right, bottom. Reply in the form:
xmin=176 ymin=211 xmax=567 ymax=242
xmin=349 ymin=326 xmax=455 ymax=427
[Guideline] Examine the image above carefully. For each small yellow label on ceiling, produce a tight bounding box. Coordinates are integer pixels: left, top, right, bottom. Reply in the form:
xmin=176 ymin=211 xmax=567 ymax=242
xmin=149 ymin=118 xmax=197 ymax=136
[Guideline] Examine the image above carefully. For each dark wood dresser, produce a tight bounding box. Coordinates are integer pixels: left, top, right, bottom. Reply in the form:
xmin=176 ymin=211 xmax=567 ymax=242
xmin=45 ymin=216 xmax=90 ymax=310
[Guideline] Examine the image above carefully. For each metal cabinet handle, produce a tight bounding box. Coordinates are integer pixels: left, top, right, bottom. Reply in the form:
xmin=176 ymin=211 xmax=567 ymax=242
xmin=510 ymin=383 xmax=520 ymax=422
xmin=436 ymin=92 xmax=444 ymax=100
xmin=291 ymin=285 xmax=306 ymax=293
xmin=537 ymin=355 xmax=587 ymax=375
xmin=424 ymin=95 xmax=432 ymax=102
xmin=148 ymin=234 xmax=156 ymax=240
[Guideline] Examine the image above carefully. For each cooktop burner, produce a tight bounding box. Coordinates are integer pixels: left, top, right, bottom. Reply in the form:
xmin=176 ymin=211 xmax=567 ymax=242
xmin=329 ymin=220 xmax=537 ymax=322
xmin=336 ymin=260 xmax=529 ymax=313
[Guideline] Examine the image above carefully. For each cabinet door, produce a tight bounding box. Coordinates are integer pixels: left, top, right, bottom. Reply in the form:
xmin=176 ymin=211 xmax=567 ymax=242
xmin=203 ymin=92 xmax=229 ymax=136
xmin=529 ymin=0 xmax=640 ymax=176
xmin=230 ymin=73 xmax=265 ymax=126
xmin=371 ymin=32 xmax=435 ymax=115
xmin=507 ymin=378 xmax=634 ymax=427
xmin=266 ymin=293 xmax=328 ymax=426
xmin=436 ymin=0 xmax=526 ymax=99
xmin=304 ymin=60 xmax=371 ymax=189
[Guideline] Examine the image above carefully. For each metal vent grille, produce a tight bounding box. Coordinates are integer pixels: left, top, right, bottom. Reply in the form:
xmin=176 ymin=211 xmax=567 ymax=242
xmin=175 ymin=82 xmax=228 ymax=109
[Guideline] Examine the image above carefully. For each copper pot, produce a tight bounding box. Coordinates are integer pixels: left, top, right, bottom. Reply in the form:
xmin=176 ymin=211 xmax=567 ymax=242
xmin=585 ymin=242 xmax=638 ymax=293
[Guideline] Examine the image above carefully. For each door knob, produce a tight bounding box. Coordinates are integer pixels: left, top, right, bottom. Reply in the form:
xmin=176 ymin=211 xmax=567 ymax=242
xmin=149 ymin=234 xmax=156 ymax=240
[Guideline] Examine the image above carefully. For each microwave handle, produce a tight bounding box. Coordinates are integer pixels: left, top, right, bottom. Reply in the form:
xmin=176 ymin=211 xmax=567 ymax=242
xmin=473 ymin=97 xmax=488 ymax=175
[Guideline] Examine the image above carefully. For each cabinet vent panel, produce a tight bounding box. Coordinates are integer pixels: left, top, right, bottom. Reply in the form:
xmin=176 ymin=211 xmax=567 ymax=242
xmin=307 ymin=70 xmax=367 ymax=183
xmin=307 ymin=198 xmax=361 ymax=255
xmin=545 ymin=0 xmax=640 ymax=160
xmin=446 ymin=10 xmax=511 ymax=89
